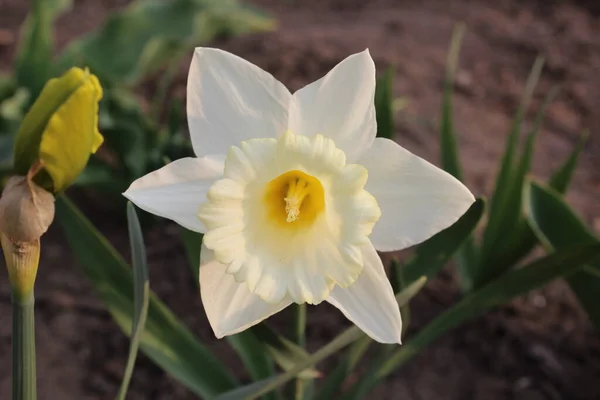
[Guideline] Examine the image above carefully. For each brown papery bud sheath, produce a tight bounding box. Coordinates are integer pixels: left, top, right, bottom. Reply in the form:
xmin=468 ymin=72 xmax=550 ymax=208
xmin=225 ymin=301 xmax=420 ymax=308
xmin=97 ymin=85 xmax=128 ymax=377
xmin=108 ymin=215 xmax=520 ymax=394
xmin=0 ymin=174 xmax=54 ymax=299
xmin=0 ymin=176 xmax=55 ymax=243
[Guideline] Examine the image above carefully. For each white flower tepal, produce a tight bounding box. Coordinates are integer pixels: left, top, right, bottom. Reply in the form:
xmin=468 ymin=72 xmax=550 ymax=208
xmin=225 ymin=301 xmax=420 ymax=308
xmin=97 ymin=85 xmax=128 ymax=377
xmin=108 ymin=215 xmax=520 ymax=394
xmin=123 ymin=47 xmax=475 ymax=344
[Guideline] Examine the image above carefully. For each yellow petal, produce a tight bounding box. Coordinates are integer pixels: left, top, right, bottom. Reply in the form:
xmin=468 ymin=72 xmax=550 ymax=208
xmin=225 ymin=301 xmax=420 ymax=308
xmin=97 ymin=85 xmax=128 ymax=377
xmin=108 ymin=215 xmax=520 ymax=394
xmin=39 ymin=69 xmax=103 ymax=193
xmin=13 ymin=67 xmax=104 ymax=193
xmin=89 ymin=73 xmax=104 ymax=153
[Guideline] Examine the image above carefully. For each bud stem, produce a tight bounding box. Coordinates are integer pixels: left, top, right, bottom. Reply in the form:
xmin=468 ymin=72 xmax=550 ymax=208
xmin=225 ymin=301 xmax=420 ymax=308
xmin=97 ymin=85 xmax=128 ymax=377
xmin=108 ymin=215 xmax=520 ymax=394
xmin=12 ymin=291 xmax=37 ymax=400
xmin=1 ymin=235 xmax=40 ymax=300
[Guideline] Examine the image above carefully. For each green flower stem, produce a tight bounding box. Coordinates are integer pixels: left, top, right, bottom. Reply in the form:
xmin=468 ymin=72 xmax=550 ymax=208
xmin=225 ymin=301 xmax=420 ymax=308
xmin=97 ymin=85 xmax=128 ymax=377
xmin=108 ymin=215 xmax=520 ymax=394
xmin=249 ymin=323 xmax=364 ymax=400
xmin=291 ymin=303 xmax=306 ymax=347
xmin=291 ymin=304 xmax=307 ymax=400
xmin=12 ymin=291 xmax=37 ymax=400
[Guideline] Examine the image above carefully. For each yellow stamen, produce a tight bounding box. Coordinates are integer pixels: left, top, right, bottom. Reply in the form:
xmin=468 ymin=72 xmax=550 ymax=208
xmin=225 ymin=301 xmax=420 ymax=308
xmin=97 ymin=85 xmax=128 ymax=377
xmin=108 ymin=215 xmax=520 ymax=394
xmin=284 ymin=177 xmax=310 ymax=222
xmin=264 ymin=170 xmax=325 ymax=228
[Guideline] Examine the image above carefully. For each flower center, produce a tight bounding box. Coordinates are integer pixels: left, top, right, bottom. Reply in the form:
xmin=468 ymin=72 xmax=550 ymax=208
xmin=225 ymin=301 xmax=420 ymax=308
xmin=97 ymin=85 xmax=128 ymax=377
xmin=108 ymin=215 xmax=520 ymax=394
xmin=264 ymin=169 xmax=325 ymax=228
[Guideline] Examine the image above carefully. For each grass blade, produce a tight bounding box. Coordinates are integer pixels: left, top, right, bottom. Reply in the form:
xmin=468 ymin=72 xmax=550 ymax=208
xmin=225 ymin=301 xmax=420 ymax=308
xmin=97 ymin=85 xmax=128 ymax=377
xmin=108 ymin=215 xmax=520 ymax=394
xmin=15 ymin=0 xmax=71 ymax=96
xmin=403 ymin=198 xmax=485 ymax=284
xmin=312 ymin=336 xmax=371 ymax=400
xmin=116 ymin=203 xmax=150 ymax=399
xmin=440 ymin=23 xmax=465 ymax=181
xmin=179 ymin=227 xmax=277 ymax=391
xmin=56 ymin=0 xmax=274 ymax=85
xmin=347 ymin=242 xmax=600 ymax=397
xmin=250 ymin=325 xmax=320 ymax=380
xmin=478 ymin=86 xmax=558 ymax=276
xmin=476 ymin=56 xmax=545 ymax=287
xmin=439 ymin=24 xmax=482 ymax=289
xmin=215 ymin=278 xmax=428 ymax=400
xmin=481 ymin=127 xmax=587 ymax=275
xmin=55 ymin=196 xmax=237 ymax=397
xmin=548 ymin=130 xmax=588 ymax=193
xmin=180 ymin=227 xmax=201 ymax=282
xmin=375 ymin=66 xmax=395 ymax=139
xmin=524 ymin=180 xmax=600 ymax=326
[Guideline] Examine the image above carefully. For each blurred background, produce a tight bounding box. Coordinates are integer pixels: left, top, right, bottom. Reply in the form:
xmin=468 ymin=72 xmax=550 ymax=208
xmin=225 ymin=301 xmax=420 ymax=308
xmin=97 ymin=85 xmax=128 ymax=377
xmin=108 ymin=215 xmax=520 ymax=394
xmin=0 ymin=0 xmax=598 ymax=399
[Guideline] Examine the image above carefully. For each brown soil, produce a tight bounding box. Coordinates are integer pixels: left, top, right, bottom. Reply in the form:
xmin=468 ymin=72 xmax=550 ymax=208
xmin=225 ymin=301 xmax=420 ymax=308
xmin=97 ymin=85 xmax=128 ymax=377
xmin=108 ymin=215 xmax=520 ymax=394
xmin=0 ymin=0 xmax=599 ymax=399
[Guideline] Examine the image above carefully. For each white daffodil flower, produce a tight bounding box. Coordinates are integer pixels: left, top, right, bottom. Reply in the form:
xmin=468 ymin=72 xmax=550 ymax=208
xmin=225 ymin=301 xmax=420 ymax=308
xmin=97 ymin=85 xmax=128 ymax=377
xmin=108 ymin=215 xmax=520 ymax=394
xmin=124 ymin=47 xmax=474 ymax=344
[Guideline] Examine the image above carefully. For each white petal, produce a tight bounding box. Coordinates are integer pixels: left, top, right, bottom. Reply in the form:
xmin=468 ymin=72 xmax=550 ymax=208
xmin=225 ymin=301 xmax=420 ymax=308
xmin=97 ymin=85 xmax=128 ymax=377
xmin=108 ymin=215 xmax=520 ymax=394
xmin=123 ymin=157 xmax=223 ymax=233
xmin=327 ymin=243 xmax=402 ymax=344
xmin=288 ymin=49 xmax=376 ymax=162
xmin=199 ymin=245 xmax=292 ymax=338
xmin=187 ymin=47 xmax=291 ymax=157
xmin=360 ymin=138 xmax=475 ymax=252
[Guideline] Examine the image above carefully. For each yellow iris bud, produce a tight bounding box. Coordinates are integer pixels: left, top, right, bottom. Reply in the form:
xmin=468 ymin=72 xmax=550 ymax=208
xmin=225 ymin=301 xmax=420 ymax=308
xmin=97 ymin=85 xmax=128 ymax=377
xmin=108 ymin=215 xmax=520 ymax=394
xmin=13 ymin=67 xmax=104 ymax=193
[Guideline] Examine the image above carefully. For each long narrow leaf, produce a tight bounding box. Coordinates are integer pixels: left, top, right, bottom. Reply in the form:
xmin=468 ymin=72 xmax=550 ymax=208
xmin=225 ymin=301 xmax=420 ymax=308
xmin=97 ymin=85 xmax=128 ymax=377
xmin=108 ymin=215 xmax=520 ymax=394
xmin=180 ymin=227 xmax=202 ymax=282
xmin=524 ymin=180 xmax=600 ymax=326
xmin=179 ymin=227 xmax=278 ymax=390
xmin=215 ymin=277 xmax=428 ymax=400
xmin=374 ymin=66 xmax=395 ymax=139
xmin=440 ymin=23 xmax=465 ymax=181
xmin=313 ymin=336 xmax=371 ymax=400
xmin=403 ymin=198 xmax=485 ymax=284
xmin=55 ymin=196 xmax=237 ymax=397
xmin=483 ymin=129 xmax=588 ymax=274
xmin=250 ymin=325 xmax=320 ymax=380
xmin=56 ymin=0 xmax=274 ymax=85
xmin=347 ymin=242 xmax=600 ymax=398
xmin=548 ymin=130 xmax=588 ymax=193
xmin=15 ymin=0 xmax=71 ymax=96
xmin=476 ymin=56 xmax=545 ymax=287
xmin=116 ymin=203 xmax=150 ymax=400
xmin=478 ymin=87 xmax=558 ymax=277
xmin=439 ymin=24 xmax=480 ymax=289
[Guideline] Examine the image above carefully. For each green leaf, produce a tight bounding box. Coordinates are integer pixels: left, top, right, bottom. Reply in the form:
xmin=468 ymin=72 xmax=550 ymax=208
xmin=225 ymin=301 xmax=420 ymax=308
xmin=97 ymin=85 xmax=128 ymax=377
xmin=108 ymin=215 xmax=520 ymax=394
xmin=374 ymin=66 xmax=395 ymax=139
xmin=475 ymin=56 xmax=545 ymax=287
xmin=0 ymin=74 xmax=16 ymax=103
xmin=347 ymin=242 xmax=600 ymax=398
xmin=226 ymin=333 xmax=277 ymax=399
xmin=151 ymin=52 xmax=184 ymax=124
xmin=56 ymin=0 xmax=274 ymax=85
xmin=98 ymin=89 xmax=156 ymax=180
xmin=55 ymin=195 xmax=237 ymax=397
xmin=440 ymin=23 xmax=465 ymax=182
xmin=524 ymin=180 xmax=600 ymax=326
xmin=215 ymin=277 xmax=428 ymax=400
xmin=180 ymin=227 xmax=202 ymax=282
xmin=15 ymin=0 xmax=72 ymax=96
xmin=75 ymin=160 xmax=128 ymax=193
xmin=477 ymin=127 xmax=587 ymax=279
xmin=548 ymin=130 xmax=588 ymax=193
xmin=179 ymin=227 xmax=277 ymax=391
xmin=439 ymin=24 xmax=481 ymax=290
xmin=116 ymin=203 xmax=150 ymax=400
xmin=0 ymin=88 xmax=30 ymax=143
xmin=476 ymin=86 xmax=557 ymax=280
xmin=403 ymin=198 xmax=485 ymax=284
xmin=313 ymin=336 xmax=371 ymax=400
xmin=250 ymin=324 xmax=320 ymax=380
